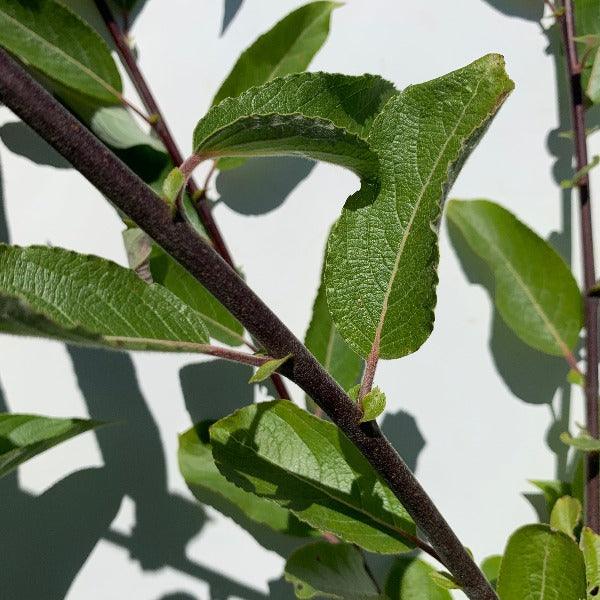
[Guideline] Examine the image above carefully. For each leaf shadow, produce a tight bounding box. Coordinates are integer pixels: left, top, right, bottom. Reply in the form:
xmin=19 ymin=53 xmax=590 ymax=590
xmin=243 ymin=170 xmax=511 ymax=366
xmin=215 ymin=157 xmax=315 ymax=216
xmin=479 ymin=0 xmax=544 ymax=21
xmin=221 ymin=0 xmax=244 ymax=35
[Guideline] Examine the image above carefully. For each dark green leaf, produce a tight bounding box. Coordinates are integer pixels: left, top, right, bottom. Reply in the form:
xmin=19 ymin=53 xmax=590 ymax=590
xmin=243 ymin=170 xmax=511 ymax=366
xmin=384 ymin=558 xmax=452 ymax=600
xmin=326 ymin=56 xmax=513 ymax=359
xmin=178 ymin=422 xmax=312 ymax=535
xmin=210 ymin=400 xmax=416 ymax=553
xmin=529 ymin=479 xmax=573 ymax=515
xmin=0 ymin=413 xmax=104 ymax=477
xmin=0 ymin=0 xmax=122 ymax=103
xmin=447 ymin=199 xmax=583 ymax=356
xmin=284 ymin=541 xmax=380 ymax=599
xmin=149 ymin=246 xmax=244 ymax=346
xmin=497 ymin=524 xmax=586 ymax=599
xmin=213 ymin=1 xmax=339 ymax=106
xmin=0 ymin=244 xmax=210 ymax=351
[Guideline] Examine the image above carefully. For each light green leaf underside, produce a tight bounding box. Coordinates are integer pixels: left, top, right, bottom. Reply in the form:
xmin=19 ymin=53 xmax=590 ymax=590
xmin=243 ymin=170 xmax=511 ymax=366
xmin=0 ymin=0 xmax=122 ymax=103
xmin=480 ymin=555 xmax=502 ymax=589
xmin=210 ymin=400 xmax=416 ymax=554
xmin=0 ymin=245 xmax=209 ymax=351
xmin=384 ymin=558 xmax=452 ymax=600
xmin=213 ymin=1 xmax=339 ymax=106
xmin=149 ymin=246 xmax=244 ymax=346
xmin=195 ymin=72 xmax=398 ymax=180
xmin=576 ymin=0 xmax=600 ymax=102
xmin=304 ymin=249 xmax=363 ymax=395
xmin=561 ymin=431 xmax=600 ymax=452
xmin=580 ymin=526 xmax=600 ymax=599
xmin=284 ymin=541 xmax=380 ymax=599
xmin=326 ymin=55 xmax=513 ymax=359
xmin=550 ymin=496 xmax=582 ymax=539
xmin=178 ymin=422 xmax=312 ymax=536
xmin=447 ymin=199 xmax=583 ymax=356
xmin=0 ymin=413 xmax=104 ymax=478
xmin=497 ymin=524 xmax=586 ymax=600
xmin=360 ymin=387 xmax=386 ymax=423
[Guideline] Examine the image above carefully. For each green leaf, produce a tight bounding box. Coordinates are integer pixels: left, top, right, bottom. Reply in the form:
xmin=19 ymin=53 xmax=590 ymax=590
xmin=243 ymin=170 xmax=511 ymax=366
xmin=284 ymin=541 xmax=380 ymax=599
xmin=561 ymin=431 xmax=600 ymax=452
xmin=149 ymin=246 xmax=244 ymax=346
xmin=447 ymin=199 xmax=583 ymax=356
xmin=162 ymin=167 xmax=185 ymax=205
xmin=0 ymin=413 xmax=104 ymax=478
xmin=195 ymin=71 xmax=397 ymax=173
xmin=550 ymin=496 xmax=582 ymax=539
xmin=384 ymin=558 xmax=452 ymax=600
xmin=480 ymin=555 xmax=502 ymax=589
xmin=210 ymin=400 xmax=416 ymax=554
xmin=248 ymin=354 xmax=292 ymax=383
xmin=430 ymin=571 xmax=460 ymax=590
xmin=580 ymin=526 xmax=600 ymax=599
xmin=304 ymin=249 xmax=363 ymax=392
xmin=588 ymin=48 xmax=600 ymax=104
xmin=0 ymin=0 xmax=122 ymax=103
xmin=178 ymin=422 xmax=312 ymax=535
xmin=326 ymin=55 xmax=513 ymax=360
xmin=497 ymin=524 xmax=586 ymax=600
xmin=568 ymin=368 xmax=585 ymax=387
xmin=347 ymin=384 xmax=361 ymax=401
xmin=0 ymin=244 xmax=210 ymax=351
xmin=576 ymin=0 xmax=600 ymax=102
xmin=560 ymin=155 xmax=600 ymax=188
xmin=529 ymin=479 xmax=573 ymax=515
xmin=213 ymin=1 xmax=339 ymax=106
xmin=360 ymin=387 xmax=386 ymax=423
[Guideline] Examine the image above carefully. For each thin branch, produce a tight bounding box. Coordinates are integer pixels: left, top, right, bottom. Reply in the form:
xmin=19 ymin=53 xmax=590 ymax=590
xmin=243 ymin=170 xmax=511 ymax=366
xmin=92 ymin=0 xmax=291 ymax=401
xmin=104 ymin=337 xmax=273 ymax=367
xmin=556 ymin=0 xmax=600 ymax=532
xmin=0 ymin=47 xmax=497 ymax=600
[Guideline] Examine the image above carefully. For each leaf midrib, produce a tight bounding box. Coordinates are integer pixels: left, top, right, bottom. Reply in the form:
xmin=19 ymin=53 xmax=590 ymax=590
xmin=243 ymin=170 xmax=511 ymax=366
xmin=216 ymin=423 xmax=415 ymax=547
xmin=371 ymin=73 xmax=488 ymax=353
xmin=0 ymin=9 xmax=120 ymax=100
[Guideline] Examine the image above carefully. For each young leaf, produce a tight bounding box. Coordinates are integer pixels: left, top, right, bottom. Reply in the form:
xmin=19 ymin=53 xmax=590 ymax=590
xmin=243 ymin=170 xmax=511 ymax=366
xmin=0 ymin=413 xmax=104 ymax=478
xmin=561 ymin=431 xmax=600 ymax=452
xmin=384 ymin=558 xmax=452 ymax=600
xmin=568 ymin=368 xmax=585 ymax=387
xmin=561 ymin=155 xmax=600 ymax=188
xmin=162 ymin=167 xmax=186 ymax=205
xmin=213 ymin=1 xmax=340 ymax=105
xmin=284 ymin=541 xmax=380 ymax=600
xmin=248 ymin=354 xmax=292 ymax=383
xmin=550 ymin=496 xmax=582 ymax=539
xmin=580 ymin=526 xmax=600 ymax=599
xmin=430 ymin=571 xmax=460 ymax=590
xmin=178 ymin=422 xmax=312 ymax=536
xmin=360 ymin=387 xmax=386 ymax=423
xmin=0 ymin=0 xmax=122 ymax=103
xmin=497 ymin=524 xmax=586 ymax=600
xmin=305 ymin=249 xmax=363 ymax=391
xmin=326 ymin=55 xmax=513 ymax=360
xmin=529 ymin=479 xmax=572 ymax=515
xmin=447 ymin=199 xmax=583 ymax=356
xmin=210 ymin=400 xmax=416 ymax=554
xmin=0 ymin=245 xmax=210 ymax=351
xmin=149 ymin=246 xmax=245 ymax=346
xmin=480 ymin=555 xmax=502 ymax=589
xmin=576 ymin=0 xmax=600 ymax=101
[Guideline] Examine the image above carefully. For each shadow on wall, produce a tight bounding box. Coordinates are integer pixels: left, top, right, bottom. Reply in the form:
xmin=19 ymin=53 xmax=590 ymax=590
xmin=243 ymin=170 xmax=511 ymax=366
xmin=221 ymin=0 xmax=244 ymax=35
xmin=480 ymin=0 xmax=544 ymax=21
xmin=215 ymin=157 xmax=315 ymax=216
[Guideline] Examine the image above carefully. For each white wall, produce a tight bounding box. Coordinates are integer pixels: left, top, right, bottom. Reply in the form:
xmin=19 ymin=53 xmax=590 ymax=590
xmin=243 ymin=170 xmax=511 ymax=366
xmin=0 ymin=1 xmax=597 ymax=598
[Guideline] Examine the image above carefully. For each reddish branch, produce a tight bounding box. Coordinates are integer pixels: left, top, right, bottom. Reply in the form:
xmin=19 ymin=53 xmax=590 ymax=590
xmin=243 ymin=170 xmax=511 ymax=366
xmin=0 ymin=47 xmax=498 ymax=600
xmin=92 ymin=0 xmax=291 ymax=400
xmin=557 ymin=0 xmax=600 ymax=532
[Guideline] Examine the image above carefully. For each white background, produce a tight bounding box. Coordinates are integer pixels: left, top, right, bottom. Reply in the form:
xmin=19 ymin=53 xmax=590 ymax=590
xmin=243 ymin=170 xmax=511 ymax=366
xmin=0 ymin=0 xmax=597 ymax=598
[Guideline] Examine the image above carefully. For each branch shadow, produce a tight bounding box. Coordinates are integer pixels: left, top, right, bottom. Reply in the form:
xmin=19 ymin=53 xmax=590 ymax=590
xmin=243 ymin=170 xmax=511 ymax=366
xmin=479 ymin=0 xmax=544 ymax=21
xmin=221 ymin=0 xmax=244 ymax=35
xmin=215 ymin=157 xmax=315 ymax=216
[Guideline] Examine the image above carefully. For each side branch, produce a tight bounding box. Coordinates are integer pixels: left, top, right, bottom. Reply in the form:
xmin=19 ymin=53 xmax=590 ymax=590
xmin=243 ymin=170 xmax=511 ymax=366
xmin=0 ymin=48 xmax=497 ymax=600
xmin=558 ymin=0 xmax=600 ymax=532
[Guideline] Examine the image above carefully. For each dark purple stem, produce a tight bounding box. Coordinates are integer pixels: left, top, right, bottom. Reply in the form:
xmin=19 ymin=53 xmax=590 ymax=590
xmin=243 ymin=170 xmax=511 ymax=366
xmin=0 ymin=47 xmax=497 ymax=600
xmin=558 ymin=0 xmax=600 ymax=532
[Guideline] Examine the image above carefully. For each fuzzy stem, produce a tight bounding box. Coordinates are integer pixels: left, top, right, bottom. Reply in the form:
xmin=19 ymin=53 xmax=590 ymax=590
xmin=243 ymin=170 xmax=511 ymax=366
xmin=0 ymin=47 xmax=497 ymax=600
xmin=92 ymin=0 xmax=290 ymax=400
xmin=557 ymin=0 xmax=600 ymax=532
